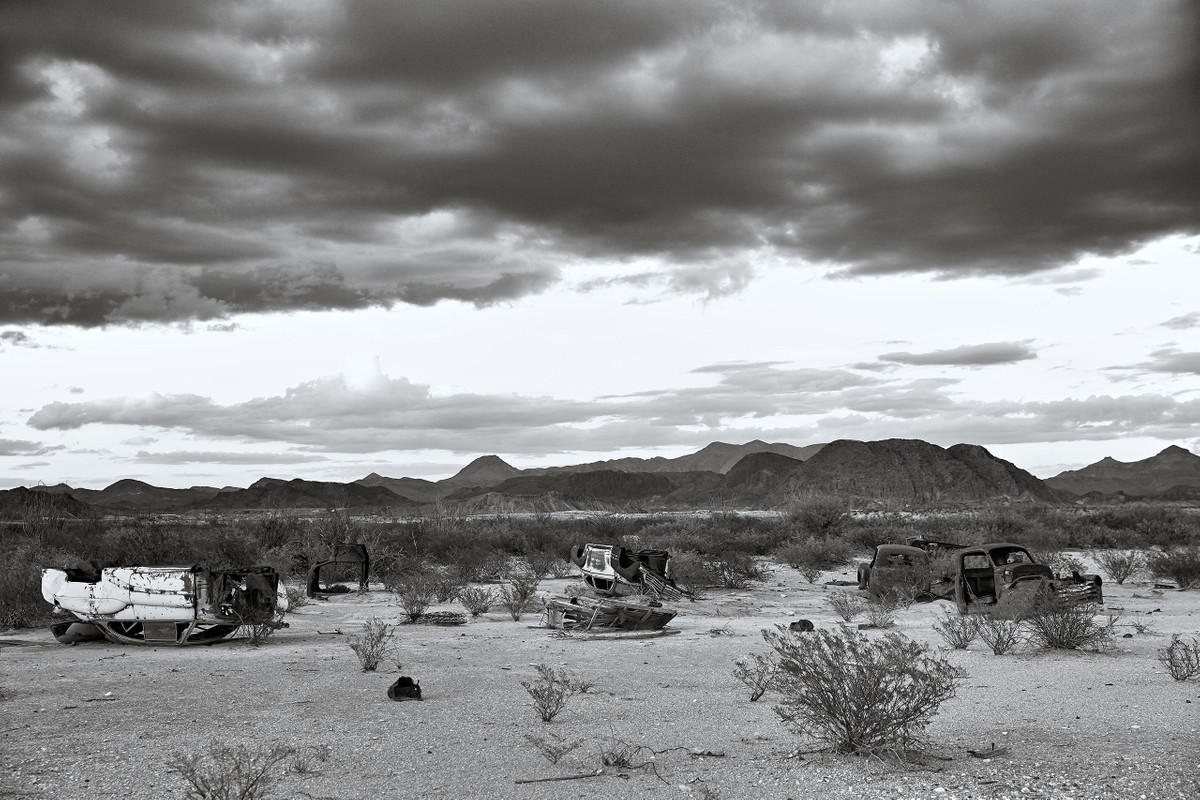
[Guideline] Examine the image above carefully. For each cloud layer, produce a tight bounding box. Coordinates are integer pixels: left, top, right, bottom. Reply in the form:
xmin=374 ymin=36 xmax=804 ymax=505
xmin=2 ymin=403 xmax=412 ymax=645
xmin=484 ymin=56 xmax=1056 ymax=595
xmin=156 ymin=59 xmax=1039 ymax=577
xmin=2 ymin=1 xmax=1196 ymax=326
xmin=27 ymin=362 xmax=1200 ymax=460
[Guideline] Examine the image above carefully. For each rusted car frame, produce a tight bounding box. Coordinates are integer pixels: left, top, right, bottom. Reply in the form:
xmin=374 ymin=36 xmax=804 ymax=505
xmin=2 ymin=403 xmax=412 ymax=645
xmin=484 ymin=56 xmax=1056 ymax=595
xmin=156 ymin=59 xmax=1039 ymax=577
xmin=951 ymin=542 xmax=1103 ymax=616
xmin=42 ymin=563 xmax=288 ymax=645
xmin=569 ymin=542 xmax=681 ymax=599
xmin=307 ymin=543 xmax=370 ymax=596
xmin=856 ymin=544 xmax=933 ymax=598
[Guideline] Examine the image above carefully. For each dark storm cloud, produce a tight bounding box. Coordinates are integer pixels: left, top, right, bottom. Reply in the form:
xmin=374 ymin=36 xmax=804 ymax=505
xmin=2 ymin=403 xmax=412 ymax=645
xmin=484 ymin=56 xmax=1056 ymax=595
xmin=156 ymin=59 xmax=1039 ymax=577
xmin=1 ymin=0 xmax=1196 ymax=326
xmin=878 ymin=342 xmax=1037 ymax=367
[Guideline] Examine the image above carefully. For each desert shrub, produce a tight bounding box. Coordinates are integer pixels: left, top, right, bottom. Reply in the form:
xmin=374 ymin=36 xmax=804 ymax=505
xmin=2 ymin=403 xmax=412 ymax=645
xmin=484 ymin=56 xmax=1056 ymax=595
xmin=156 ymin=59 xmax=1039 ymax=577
xmin=239 ymin=604 xmax=285 ymax=647
xmin=524 ymin=551 xmax=573 ymax=580
xmin=785 ymin=494 xmax=852 ymax=537
xmin=1147 ymin=546 xmax=1200 ymax=589
xmin=522 ymin=663 xmax=580 ymax=722
xmin=457 ymin=586 xmax=496 ymax=617
xmin=1011 ymin=521 xmax=1067 ymax=555
xmin=1022 ymin=600 xmax=1116 ymax=651
xmin=826 ymin=591 xmax=867 ymax=623
xmin=776 ymin=537 xmax=853 ymax=583
xmin=931 ymin=609 xmax=979 ymax=649
xmin=842 ymin=513 xmax=908 ymax=552
xmin=284 ymin=585 xmax=310 ymax=609
xmin=370 ymin=546 xmax=411 ymax=593
xmin=448 ymin=547 xmax=511 ymax=584
xmin=246 ymin=506 xmax=304 ymax=553
xmin=732 ymin=652 xmax=779 ymax=701
xmin=498 ymin=575 xmax=540 ymax=621
xmin=1086 ymin=506 xmax=1199 ymax=548
xmin=887 ymin=580 xmax=926 ymax=610
xmin=289 ymin=744 xmax=331 ymax=777
xmin=432 ymin=576 xmax=462 ymax=603
xmin=705 ymin=554 xmax=763 ymax=592
xmin=598 ymin=738 xmax=651 ymax=770
xmin=762 ymin=626 xmax=965 ymax=754
xmin=667 ymin=551 xmax=720 ymax=598
xmin=394 ymin=574 xmax=438 ymax=623
xmin=863 ymin=596 xmax=897 ymax=629
xmin=1091 ymin=549 xmax=1147 ymax=584
xmin=0 ymin=541 xmax=79 ymax=629
xmin=974 ymin=506 xmax=1036 ymax=543
xmin=977 ymin=616 xmax=1024 ymax=655
xmin=347 ymin=617 xmax=397 ymax=672
xmin=1157 ymin=635 xmax=1200 ymax=681
xmin=169 ymin=741 xmax=295 ymax=800
xmin=525 ymin=733 xmax=584 ymax=765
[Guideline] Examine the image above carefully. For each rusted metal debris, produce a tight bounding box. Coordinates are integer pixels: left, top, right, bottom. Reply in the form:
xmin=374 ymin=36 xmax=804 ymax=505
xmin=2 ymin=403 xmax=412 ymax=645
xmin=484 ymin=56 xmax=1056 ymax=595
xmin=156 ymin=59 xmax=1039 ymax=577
xmin=544 ymin=595 xmax=677 ymax=632
xmin=307 ymin=543 xmax=370 ymax=597
xmin=968 ymin=743 xmax=1009 ymax=758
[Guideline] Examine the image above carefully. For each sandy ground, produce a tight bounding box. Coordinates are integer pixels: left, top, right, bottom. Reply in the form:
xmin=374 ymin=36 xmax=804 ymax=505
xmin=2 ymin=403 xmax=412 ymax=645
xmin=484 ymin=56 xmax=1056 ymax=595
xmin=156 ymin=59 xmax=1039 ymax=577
xmin=2 ymin=561 xmax=1199 ymax=800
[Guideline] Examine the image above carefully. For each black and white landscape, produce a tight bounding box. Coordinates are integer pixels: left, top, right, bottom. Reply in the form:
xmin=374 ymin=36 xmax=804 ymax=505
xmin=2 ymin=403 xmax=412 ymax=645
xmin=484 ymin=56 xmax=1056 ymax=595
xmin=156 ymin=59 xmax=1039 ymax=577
xmin=1 ymin=5 xmax=1198 ymax=799
xmin=0 ymin=1 xmax=1197 ymax=492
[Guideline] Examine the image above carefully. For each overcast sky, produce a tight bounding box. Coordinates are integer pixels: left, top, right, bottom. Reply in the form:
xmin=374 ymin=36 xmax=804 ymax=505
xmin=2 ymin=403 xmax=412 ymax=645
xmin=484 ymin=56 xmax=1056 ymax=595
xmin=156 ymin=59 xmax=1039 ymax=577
xmin=1 ymin=0 xmax=1197 ymax=489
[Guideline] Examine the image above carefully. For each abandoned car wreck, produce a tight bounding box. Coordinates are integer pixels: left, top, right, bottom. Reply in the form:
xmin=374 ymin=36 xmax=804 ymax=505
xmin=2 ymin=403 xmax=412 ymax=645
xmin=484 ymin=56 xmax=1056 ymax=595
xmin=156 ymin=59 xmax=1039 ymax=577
xmin=570 ymin=542 xmax=684 ymax=600
xmin=952 ymin=542 xmax=1103 ymax=616
xmin=856 ymin=540 xmax=1104 ymax=617
xmin=41 ymin=562 xmax=289 ymax=645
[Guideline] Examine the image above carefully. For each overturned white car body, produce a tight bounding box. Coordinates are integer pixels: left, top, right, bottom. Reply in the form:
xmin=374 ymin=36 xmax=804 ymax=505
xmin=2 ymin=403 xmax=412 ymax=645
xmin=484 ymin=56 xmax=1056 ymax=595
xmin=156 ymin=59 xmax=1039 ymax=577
xmin=569 ymin=543 xmax=683 ymax=599
xmin=42 ymin=563 xmax=288 ymax=645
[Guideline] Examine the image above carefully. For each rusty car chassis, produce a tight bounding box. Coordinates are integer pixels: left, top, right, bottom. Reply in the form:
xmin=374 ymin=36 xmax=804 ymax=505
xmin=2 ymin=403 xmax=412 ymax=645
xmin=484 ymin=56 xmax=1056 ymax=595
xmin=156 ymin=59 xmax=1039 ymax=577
xmin=951 ymin=542 xmax=1103 ymax=616
xmin=42 ymin=562 xmax=288 ymax=645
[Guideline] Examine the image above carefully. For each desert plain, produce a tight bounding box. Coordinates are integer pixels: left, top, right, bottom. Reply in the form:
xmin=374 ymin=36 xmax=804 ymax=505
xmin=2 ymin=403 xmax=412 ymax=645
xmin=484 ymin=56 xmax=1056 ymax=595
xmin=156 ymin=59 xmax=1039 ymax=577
xmin=2 ymin=554 xmax=1198 ymax=800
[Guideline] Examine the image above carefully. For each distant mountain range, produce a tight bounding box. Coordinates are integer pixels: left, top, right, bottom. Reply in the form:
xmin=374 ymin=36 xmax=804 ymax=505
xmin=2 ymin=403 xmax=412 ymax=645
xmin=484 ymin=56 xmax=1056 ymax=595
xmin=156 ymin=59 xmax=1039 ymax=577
xmin=1043 ymin=445 xmax=1200 ymax=502
xmin=5 ymin=439 xmax=1198 ymax=515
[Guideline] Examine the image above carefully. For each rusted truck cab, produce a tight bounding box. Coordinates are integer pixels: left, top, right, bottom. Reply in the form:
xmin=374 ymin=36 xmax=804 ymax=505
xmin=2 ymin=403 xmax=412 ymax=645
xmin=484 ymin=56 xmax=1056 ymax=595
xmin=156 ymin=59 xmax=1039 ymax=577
xmin=857 ymin=544 xmax=931 ymax=597
xmin=953 ymin=543 xmax=1103 ymax=616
